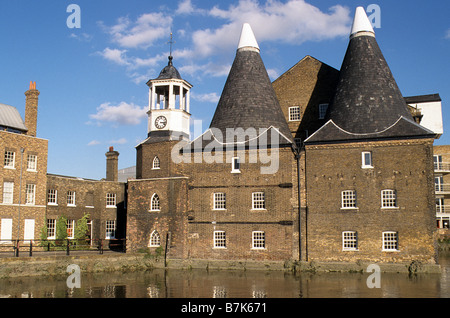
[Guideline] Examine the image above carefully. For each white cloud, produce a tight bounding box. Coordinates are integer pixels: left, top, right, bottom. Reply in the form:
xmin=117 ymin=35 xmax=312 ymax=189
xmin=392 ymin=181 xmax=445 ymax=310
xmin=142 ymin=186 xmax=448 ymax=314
xmin=189 ymin=0 xmax=351 ymax=58
xmin=97 ymin=47 xmax=130 ymax=66
xmin=87 ymin=140 xmax=101 ymax=146
xmin=191 ymin=92 xmax=220 ymax=103
xmin=89 ymin=102 xmax=147 ymax=125
xmin=176 ymin=0 xmax=206 ymax=15
xmin=109 ymin=138 xmax=128 ymax=144
xmin=101 ymin=13 xmax=172 ymax=49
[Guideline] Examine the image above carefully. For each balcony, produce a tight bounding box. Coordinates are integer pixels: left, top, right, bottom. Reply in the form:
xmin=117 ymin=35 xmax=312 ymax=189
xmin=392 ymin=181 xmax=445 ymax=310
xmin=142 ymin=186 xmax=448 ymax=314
xmin=434 ymin=162 xmax=450 ymax=173
xmin=436 ymin=205 xmax=450 ymax=214
xmin=435 ymin=184 xmax=450 ymax=194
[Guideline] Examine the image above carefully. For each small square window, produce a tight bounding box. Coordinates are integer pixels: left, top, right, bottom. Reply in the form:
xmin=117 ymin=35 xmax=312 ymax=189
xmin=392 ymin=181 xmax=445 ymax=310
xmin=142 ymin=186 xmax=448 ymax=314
xmin=231 ymin=157 xmax=240 ymax=173
xmin=289 ymin=106 xmax=301 ymax=121
xmin=214 ymin=231 xmax=226 ymax=248
xmin=106 ymin=193 xmax=116 ymax=207
xmin=382 ymin=231 xmax=398 ymax=251
xmin=252 ymin=231 xmax=265 ymax=249
xmin=341 ymin=190 xmax=357 ymax=209
xmin=213 ymin=192 xmax=226 ymax=210
xmin=252 ymin=192 xmax=265 ymax=210
xmin=362 ymin=151 xmax=373 ymax=168
xmin=381 ymin=189 xmax=397 ymax=208
xmin=342 ymin=231 xmax=358 ymax=251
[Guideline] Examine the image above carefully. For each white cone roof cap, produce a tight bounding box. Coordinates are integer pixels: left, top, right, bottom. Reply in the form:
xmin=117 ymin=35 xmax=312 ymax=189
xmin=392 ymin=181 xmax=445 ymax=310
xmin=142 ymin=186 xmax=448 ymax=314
xmin=350 ymin=6 xmax=375 ymax=37
xmin=237 ymin=23 xmax=260 ymax=51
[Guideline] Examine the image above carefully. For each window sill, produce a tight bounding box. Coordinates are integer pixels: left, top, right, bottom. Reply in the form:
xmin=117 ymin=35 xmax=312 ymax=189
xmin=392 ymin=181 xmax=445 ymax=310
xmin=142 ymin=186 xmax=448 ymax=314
xmin=382 ymin=249 xmax=400 ymax=252
xmin=149 ymin=209 xmax=161 ymax=212
xmin=342 ymin=249 xmax=359 ymax=252
xmin=381 ymin=207 xmax=399 ymax=210
xmin=152 ymin=167 xmax=160 ymax=170
xmin=27 ymin=169 xmax=37 ymax=173
xmin=67 ymin=204 xmax=76 ymax=207
xmin=251 ymin=209 xmax=266 ymax=211
xmin=251 ymin=248 xmax=266 ymax=250
xmin=341 ymin=207 xmax=358 ymax=210
xmin=231 ymin=170 xmax=241 ymax=174
xmin=213 ymin=208 xmax=226 ymax=211
xmin=47 ymin=203 xmax=58 ymax=206
xmin=361 ymin=166 xmax=373 ymax=169
xmin=106 ymin=206 xmax=117 ymax=209
xmin=4 ymin=166 xmax=15 ymax=170
xmin=213 ymin=247 xmax=227 ymax=249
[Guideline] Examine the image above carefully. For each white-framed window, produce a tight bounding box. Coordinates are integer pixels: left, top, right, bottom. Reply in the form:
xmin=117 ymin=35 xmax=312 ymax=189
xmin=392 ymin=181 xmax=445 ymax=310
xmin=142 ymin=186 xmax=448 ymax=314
xmin=318 ymin=103 xmax=328 ymax=119
xmin=213 ymin=231 xmax=226 ymax=248
xmin=252 ymin=231 xmax=265 ymax=249
xmin=47 ymin=189 xmax=57 ymax=205
xmin=213 ymin=192 xmax=226 ymax=210
xmin=67 ymin=191 xmax=76 ymax=206
xmin=382 ymin=231 xmax=398 ymax=251
xmin=341 ymin=190 xmax=357 ymax=209
xmin=4 ymin=151 xmax=15 ymax=169
xmin=362 ymin=151 xmax=373 ymax=168
xmin=252 ymin=192 xmax=265 ymax=210
xmin=150 ymin=193 xmax=160 ymax=211
xmin=47 ymin=219 xmax=56 ymax=239
xmin=0 ymin=218 xmax=13 ymax=242
xmin=27 ymin=154 xmax=37 ymax=171
xmin=66 ymin=219 xmax=75 ymax=239
xmin=25 ymin=184 xmax=36 ymax=205
xmin=105 ymin=220 xmax=116 ymax=239
xmin=2 ymin=182 xmax=14 ymax=204
xmin=381 ymin=189 xmax=397 ymax=208
xmin=106 ymin=193 xmax=116 ymax=207
xmin=152 ymin=156 xmax=160 ymax=169
xmin=342 ymin=231 xmax=358 ymax=251
xmin=289 ymin=106 xmax=301 ymax=121
xmin=149 ymin=230 xmax=161 ymax=247
xmin=231 ymin=157 xmax=240 ymax=173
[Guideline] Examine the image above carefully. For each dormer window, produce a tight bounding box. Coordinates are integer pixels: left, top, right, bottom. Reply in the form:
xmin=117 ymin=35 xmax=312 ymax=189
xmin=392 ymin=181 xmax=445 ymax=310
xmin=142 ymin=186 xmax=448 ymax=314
xmin=231 ymin=157 xmax=240 ymax=173
xmin=318 ymin=103 xmax=328 ymax=119
xmin=152 ymin=156 xmax=160 ymax=169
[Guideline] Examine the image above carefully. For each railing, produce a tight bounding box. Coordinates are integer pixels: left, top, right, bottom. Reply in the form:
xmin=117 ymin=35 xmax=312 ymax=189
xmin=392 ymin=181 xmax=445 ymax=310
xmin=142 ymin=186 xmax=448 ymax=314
xmin=0 ymin=239 xmax=126 ymax=257
xmin=435 ymin=184 xmax=450 ymax=194
xmin=436 ymin=205 xmax=450 ymax=214
xmin=434 ymin=162 xmax=450 ymax=172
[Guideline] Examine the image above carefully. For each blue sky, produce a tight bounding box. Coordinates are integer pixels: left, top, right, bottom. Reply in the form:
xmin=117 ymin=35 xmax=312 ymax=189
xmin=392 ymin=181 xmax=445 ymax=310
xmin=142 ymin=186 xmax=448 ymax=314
xmin=0 ymin=0 xmax=449 ymax=180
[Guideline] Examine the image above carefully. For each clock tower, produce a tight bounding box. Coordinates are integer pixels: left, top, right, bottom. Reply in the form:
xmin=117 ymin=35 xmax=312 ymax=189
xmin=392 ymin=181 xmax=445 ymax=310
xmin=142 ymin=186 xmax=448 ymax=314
xmin=136 ymin=54 xmax=192 ymax=179
xmin=146 ymin=55 xmax=192 ymax=140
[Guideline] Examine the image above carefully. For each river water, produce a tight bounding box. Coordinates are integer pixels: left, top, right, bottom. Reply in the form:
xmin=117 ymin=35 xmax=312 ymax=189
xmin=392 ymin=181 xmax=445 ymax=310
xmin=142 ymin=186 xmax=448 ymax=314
xmin=0 ymin=253 xmax=448 ymax=298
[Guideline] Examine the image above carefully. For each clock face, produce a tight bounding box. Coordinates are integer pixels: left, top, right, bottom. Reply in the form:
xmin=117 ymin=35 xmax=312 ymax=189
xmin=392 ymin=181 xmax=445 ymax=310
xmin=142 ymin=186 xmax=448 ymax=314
xmin=155 ymin=116 xmax=167 ymax=129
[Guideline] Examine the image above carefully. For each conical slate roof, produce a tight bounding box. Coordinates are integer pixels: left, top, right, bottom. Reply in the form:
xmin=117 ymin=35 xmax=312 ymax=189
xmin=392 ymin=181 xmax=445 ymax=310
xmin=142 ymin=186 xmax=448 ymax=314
xmin=209 ymin=23 xmax=292 ymax=144
xmin=306 ymin=7 xmax=434 ymax=143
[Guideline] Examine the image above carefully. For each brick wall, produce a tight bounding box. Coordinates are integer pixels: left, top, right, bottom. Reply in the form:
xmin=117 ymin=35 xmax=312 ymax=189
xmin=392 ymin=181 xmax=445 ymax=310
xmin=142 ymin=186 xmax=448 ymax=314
xmin=305 ymin=138 xmax=437 ymax=264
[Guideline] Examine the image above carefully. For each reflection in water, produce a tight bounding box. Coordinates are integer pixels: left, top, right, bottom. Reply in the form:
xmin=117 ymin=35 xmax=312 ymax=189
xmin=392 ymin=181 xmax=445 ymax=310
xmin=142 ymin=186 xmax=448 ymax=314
xmin=0 ymin=253 xmax=448 ymax=298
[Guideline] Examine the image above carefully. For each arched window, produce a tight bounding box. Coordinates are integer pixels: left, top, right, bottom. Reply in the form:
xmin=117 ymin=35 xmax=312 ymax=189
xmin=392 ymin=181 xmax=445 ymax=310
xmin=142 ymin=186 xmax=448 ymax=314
xmin=150 ymin=193 xmax=160 ymax=211
xmin=152 ymin=156 xmax=160 ymax=169
xmin=149 ymin=230 xmax=161 ymax=247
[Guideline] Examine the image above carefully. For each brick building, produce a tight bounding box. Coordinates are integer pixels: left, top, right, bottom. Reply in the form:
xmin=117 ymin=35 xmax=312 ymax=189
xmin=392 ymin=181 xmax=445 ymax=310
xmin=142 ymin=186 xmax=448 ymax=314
xmin=0 ymin=83 xmax=126 ymax=248
xmin=126 ymin=8 xmax=442 ymax=265
xmin=0 ymin=7 xmax=444 ymax=266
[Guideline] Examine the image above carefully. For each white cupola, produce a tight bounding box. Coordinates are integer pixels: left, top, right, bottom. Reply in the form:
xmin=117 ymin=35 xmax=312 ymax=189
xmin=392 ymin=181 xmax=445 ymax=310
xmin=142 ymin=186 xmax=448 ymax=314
xmin=146 ymin=55 xmax=192 ymax=140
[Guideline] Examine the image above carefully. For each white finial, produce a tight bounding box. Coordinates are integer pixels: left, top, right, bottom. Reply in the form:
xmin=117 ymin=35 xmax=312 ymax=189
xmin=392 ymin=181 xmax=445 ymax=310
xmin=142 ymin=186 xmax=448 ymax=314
xmin=237 ymin=23 xmax=260 ymax=52
xmin=350 ymin=6 xmax=375 ymax=38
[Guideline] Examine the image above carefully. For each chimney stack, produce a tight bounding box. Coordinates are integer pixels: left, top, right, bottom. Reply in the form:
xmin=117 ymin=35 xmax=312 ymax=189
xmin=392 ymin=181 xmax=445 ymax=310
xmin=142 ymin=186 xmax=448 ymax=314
xmin=105 ymin=146 xmax=119 ymax=182
xmin=24 ymin=81 xmax=39 ymax=137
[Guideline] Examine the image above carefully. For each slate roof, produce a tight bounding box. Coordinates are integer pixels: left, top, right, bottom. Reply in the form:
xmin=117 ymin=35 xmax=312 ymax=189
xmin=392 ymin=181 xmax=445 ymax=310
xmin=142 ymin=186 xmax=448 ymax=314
xmin=0 ymin=103 xmax=27 ymax=132
xmin=306 ymin=16 xmax=435 ymax=143
xmin=208 ymin=48 xmax=293 ymax=145
xmin=153 ymin=56 xmax=182 ymax=80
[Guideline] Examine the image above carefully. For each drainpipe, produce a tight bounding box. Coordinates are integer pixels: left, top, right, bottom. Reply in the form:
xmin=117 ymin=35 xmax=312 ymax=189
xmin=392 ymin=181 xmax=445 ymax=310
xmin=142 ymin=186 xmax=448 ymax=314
xmin=295 ymin=149 xmax=302 ymax=262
